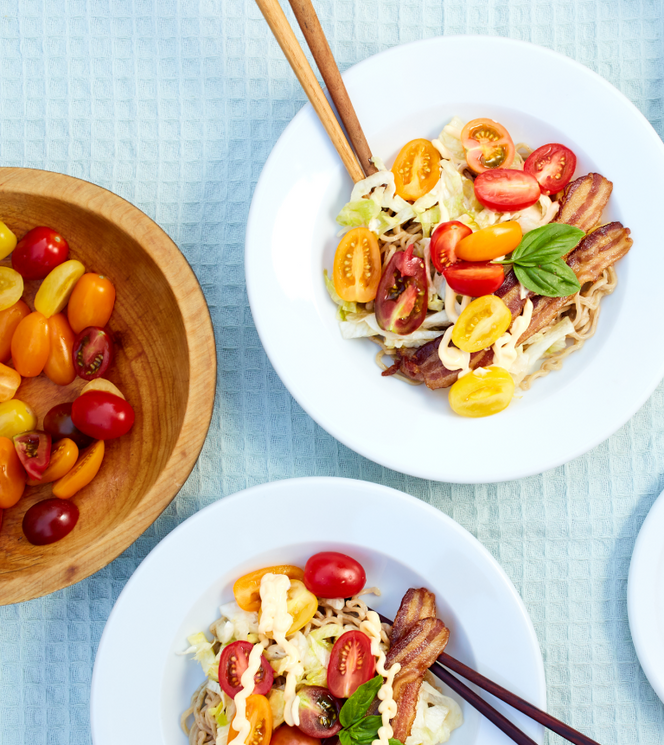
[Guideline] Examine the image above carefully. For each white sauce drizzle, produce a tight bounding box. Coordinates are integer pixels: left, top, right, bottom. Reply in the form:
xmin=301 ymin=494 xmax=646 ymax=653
xmin=360 ymin=611 xmax=401 ymax=745
xmin=438 ymin=326 xmax=471 ymax=378
xmin=232 ymin=639 xmax=269 ymax=745
xmin=492 ymin=299 xmax=533 ymax=372
xmin=442 ymin=283 xmax=470 ymax=324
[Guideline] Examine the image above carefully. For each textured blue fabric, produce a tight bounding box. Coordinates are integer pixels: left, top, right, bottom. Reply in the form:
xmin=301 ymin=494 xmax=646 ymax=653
xmin=1 ymin=0 xmax=664 ymax=743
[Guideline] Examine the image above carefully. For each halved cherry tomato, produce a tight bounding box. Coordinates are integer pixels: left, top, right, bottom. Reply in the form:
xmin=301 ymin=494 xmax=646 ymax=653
xmin=11 ymin=312 xmax=50 ymax=377
xmin=68 ymin=273 xmax=116 ymax=334
xmin=474 ymin=170 xmax=541 ymax=212
xmin=27 ymin=438 xmax=78 ymax=486
xmin=234 ymin=565 xmax=305 ymax=612
xmin=296 ymin=687 xmax=342 ymax=738
xmin=443 ymin=262 xmax=505 ymax=297
xmin=80 ymin=378 xmax=125 ymax=399
xmin=430 ymin=221 xmax=472 ymax=272
xmin=22 ymin=498 xmax=79 ymax=545
xmin=375 ymin=246 xmax=428 ymax=335
xmin=34 ymin=259 xmax=86 ymax=318
xmin=524 ymin=143 xmax=577 ymax=195
xmin=452 ymin=295 xmax=512 ymax=353
xmin=449 ymin=366 xmax=515 ymax=417
xmin=332 ymin=228 xmax=381 ymax=303
xmin=0 ymin=363 xmax=21 ymax=403
xmin=71 ymin=391 xmax=134 ymax=439
xmin=304 ymin=552 xmax=366 ymax=599
xmin=0 ymin=299 xmax=30 ymax=362
xmin=0 ymin=436 xmax=26 ymax=508
xmin=44 ymin=313 xmax=76 ymax=386
xmin=271 ymin=725 xmax=320 ymax=745
xmin=72 ymin=327 xmax=113 ymax=381
xmin=285 ymin=579 xmax=318 ymax=635
xmin=0 ymin=399 xmax=37 ymax=439
xmin=12 ymin=227 xmax=69 ymax=280
xmin=327 ymin=630 xmax=375 ymax=698
xmin=456 ymin=222 xmax=522 ymax=262
xmin=52 ymin=439 xmax=104 ymax=499
xmin=392 ymin=139 xmax=441 ymax=201
xmin=43 ymin=402 xmax=93 ymax=449
xmin=0 ymin=221 xmax=17 ymax=260
xmin=461 ymin=119 xmax=515 ymax=173
xmin=13 ymin=431 xmax=51 ymax=481
xmin=0 ymin=267 xmax=24 ymax=312
xmin=228 ymin=694 xmax=273 ymax=745
xmin=219 ymin=640 xmax=274 ymax=698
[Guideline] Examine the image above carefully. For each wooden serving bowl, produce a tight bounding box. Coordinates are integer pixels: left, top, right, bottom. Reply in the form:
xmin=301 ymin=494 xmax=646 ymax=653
xmin=0 ymin=168 xmax=216 ymax=605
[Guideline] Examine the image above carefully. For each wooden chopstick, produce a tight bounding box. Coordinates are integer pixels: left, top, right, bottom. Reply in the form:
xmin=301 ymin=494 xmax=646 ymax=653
xmin=255 ymin=0 xmax=365 ymax=183
xmin=286 ymin=0 xmax=378 ymax=178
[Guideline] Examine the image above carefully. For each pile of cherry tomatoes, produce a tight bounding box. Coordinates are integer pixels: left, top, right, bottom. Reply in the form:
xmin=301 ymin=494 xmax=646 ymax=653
xmin=0 ymin=223 xmax=135 ymax=546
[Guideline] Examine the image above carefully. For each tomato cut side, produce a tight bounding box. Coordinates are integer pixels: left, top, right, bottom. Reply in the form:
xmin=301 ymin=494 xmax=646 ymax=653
xmin=327 ymin=630 xmax=375 ymax=698
xmin=452 ymin=295 xmax=512 ymax=353
xmin=13 ymin=431 xmax=51 ymax=481
xmin=392 ymin=139 xmax=441 ymax=201
xmin=429 ymin=221 xmax=472 ymax=272
xmin=219 ymin=641 xmax=274 ymax=699
xmin=449 ymin=366 xmax=515 ymax=417
xmin=285 ymin=579 xmax=318 ymax=635
xmin=27 ymin=438 xmax=78 ymax=486
xmin=0 ymin=300 xmax=30 ymax=362
xmin=304 ymin=551 xmax=366 ymax=599
xmin=233 ymin=565 xmax=305 ymax=612
xmin=296 ymin=687 xmax=342 ymax=738
xmin=375 ymin=246 xmax=428 ymax=335
xmin=524 ymin=143 xmax=577 ymax=195
xmin=72 ymin=326 xmax=113 ymax=381
xmin=0 ymin=363 xmax=21 ymax=403
xmin=0 ymin=267 xmax=25 ymax=313
xmin=455 ymin=222 xmax=522 ymax=262
xmin=229 ymin=694 xmax=273 ymax=745
xmin=332 ymin=228 xmax=381 ymax=303
xmin=474 ymin=170 xmax=541 ymax=212
xmin=443 ymin=262 xmax=504 ymax=297
xmin=461 ymin=119 xmax=515 ymax=173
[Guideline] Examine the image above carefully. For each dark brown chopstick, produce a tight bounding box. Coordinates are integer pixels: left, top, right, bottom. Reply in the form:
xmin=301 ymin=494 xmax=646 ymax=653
xmin=287 ymin=0 xmax=378 ymax=177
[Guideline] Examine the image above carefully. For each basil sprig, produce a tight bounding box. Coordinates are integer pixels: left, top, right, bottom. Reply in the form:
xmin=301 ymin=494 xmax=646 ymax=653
xmin=495 ymin=223 xmax=584 ymax=297
xmin=338 ymin=675 xmax=403 ymax=745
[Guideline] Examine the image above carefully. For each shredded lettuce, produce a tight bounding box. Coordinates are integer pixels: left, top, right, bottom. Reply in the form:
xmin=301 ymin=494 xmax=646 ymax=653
xmin=183 ymin=632 xmax=219 ymax=681
xmin=414 ymin=205 xmax=441 ymax=238
xmin=268 ymin=689 xmax=286 ymax=728
xmin=336 ymin=199 xmax=381 ymax=228
xmin=405 ymin=680 xmax=463 ymax=745
xmin=339 ymin=313 xmax=447 ymax=348
xmin=218 ymin=601 xmax=259 ymax=641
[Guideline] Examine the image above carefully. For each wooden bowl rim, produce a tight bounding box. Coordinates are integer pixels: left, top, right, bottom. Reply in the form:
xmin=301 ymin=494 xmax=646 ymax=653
xmin=0 ymin=167 xmax=217 ymax=605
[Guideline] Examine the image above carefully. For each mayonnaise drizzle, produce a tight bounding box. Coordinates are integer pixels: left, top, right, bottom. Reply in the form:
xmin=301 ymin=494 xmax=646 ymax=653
xmin=360 ymin=611 xmax=401 ymax=745
xmin=438 ymin=326 xmax=471 ymax=378
xmin=232 ymin=639 xmax=269 ymax=745
xmin=443 ymin=282 xmax=470 ymax=324
xmin=492 ymin=299 xmax=533 ymax=372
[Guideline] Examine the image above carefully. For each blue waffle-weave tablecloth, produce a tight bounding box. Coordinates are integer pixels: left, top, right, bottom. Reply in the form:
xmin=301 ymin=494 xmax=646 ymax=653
xmin=1 ymin=0 xmax=663 ymax=742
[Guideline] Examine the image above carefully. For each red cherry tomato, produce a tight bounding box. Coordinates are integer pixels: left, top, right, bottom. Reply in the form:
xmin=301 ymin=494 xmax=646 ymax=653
xmin=218 ymin=640 xmax=274 ymax=699
xmin=296 ymin=687 xmax=342 ymax=738
xmin=443 ymin=262 xmax=505 ymax=297
xmin=13 ymin=430 xmax=52 ymax=481
xmin=12 ymin=227 xmax=69 ymax=280
xmin=304 ymin=552 xmax=366 ymax=599
xmin=22 ymin=498 xmax=79 ymax=545
xmin=327 ymin=630 xmax=376 ymax=698
xmin=271 ymin=725 xmax=320 ymax=745
xmin=473 ymin=170 xmax=541 ymax=212
xmin=72 ymin=327 xmax=113 ymax=381
xmin=43 ymin=402 xmax=94 ymax=449
xmin=375 ymin=246 xmax=428 ymax=336
xmin=71 ymin=391 xmax=135 ymax=440
xmin=430 ymin=221 xmax=472 ymax=271
xmin=524 ymin=143 xmax=577 ymax=196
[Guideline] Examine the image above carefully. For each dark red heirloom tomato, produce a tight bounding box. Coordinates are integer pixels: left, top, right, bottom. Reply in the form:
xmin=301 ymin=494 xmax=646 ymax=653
xmin=43 ymin=402 xmax=94 ymax=449
xmin=22 ymin=498 xmax=79 ymax=545
xmin=13 ymin=431 xmax=52 ymax=481
xmin=73 ymin=327 xmax=113 ymax=381
xmin=12 ymin=227 xmax=69 ymax=280
xmin=524 ymin=143 xmax=577 ymax=195
xmin=327 ymin=630 xmax=375 ymax=698
xmin=71 ymin=391 xmax=135 ymax=440
xmin=219 ymin=640 xmax=274 ymax=699
xmin=443 ymin=262 xmax=504 ymax=297
xmin=430 ymin=221 xmax=472 ymax=272
xmin=271 ymin=725 xmax=320 ymax=745
xmin=304 ymin=552 xmax=366 ymax=599
xmin=296 ymin=687 xmax=342 ymax=738
xmin=375 ymin=246 xmax=428 ymax=335
xmin=474 ymin=170 xmax=541 ymax=212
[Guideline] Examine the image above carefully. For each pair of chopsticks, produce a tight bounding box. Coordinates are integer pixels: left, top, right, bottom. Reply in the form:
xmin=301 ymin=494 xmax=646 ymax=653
xmin=255 ymin=0 xmax=376 ymax=183
xmin=372 ymin=609 xmax=601 ymax=745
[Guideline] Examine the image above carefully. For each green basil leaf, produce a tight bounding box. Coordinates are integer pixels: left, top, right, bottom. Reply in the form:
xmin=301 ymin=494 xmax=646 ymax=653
xmin=514 ymin=260 xmax=581 ymax=298
xmin=389 ymin=739 xmax=404 ymax=745
xmin=339 ymin=675 xmax=383 ymax=728
xmin=348 ymin=716 xmax=382 ymax=738
xmin=339 ymin=729 xmax=354 ymax=745
xmin=511 ymin=224 xmax=584 ymax=266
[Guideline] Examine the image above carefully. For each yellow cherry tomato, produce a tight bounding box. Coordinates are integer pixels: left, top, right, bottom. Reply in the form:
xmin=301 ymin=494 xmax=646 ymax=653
xmin=455 ymin=221 xmax=522 ymax=262
xmin=449 ymin=366 xmax=515 ymax=417
xmin=0 ymin=436 xmax=26 ymax=508
xmin=392 ymin=138 xmax=441 ymax=201
xmin=0 ymin=399 xmax=36 ymax=439
xmin=34 ymin=259 xmax=86 ymax=318
xmin=452 ymin=295 xmax=512 ymax=353
xmin=52 ymin=440 xmax=105 ymax=499
xmin=0 ymin=363 xmax=21 ymax=403
xmin=233 ymin=565 xmax=305 ymax=612
xmin=285 ymin=579 xmax=318 ymax=635
xmin=27 ymin=437 xmax=79 ymax=486
xmin=0 ymin=267 xmax=24 ymax=312
xmin=0 ymin=221 xmax=17 ymax=260
xmin=333 ymin=227 xmax=381 ymax=303
xmin=80 ymin=378 xmax=125 ymax=399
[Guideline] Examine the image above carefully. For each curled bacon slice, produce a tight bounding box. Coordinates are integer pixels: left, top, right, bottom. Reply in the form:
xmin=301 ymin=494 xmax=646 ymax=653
xmin=390 ymin=588 xmax=438 ymax=646
xmin=553 ymin=173 xmax=613 ymax=232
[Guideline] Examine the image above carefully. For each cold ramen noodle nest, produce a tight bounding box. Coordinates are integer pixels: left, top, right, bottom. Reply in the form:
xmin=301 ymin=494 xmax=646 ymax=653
xmin=181 ymin=555 xmax=462 ymax=745
xmin=325 ymin=117 xmax=633 ymax=417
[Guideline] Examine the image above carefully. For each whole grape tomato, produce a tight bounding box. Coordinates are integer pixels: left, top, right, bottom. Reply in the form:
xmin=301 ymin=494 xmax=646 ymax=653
xmin=304 ymin=552 xmax=366 ymax=598
xmin=0 ymin=221 xmax=17 ymax=260
xmin=13 ymin=430 xmax=51 ymax=481
xmin=0 ymin=399 xmax=37 ymax=440
xmin=71 ymin=391 xmax=134 ymax=440
xmin=12 ymin=227 xmax=69 ymax=280
xmin=22 ymin=498 xmax=79 ymax=545
xmin=0 ymin=436 xmax=26 ymax=509
xmin=0 ymin=299 xmax=30 ymax=362
xmin=72 ymin=326 xmax=113 ymax=381
xmin=443 ymin=262 xmax=505 ymax=297
xmin=473 ymin=169 xmax=541 ymax=212
xmin=67 ymin=273 xmax=116 ymax=334
xmin=44 ymin=313 xmax=76 ymax=386
xmin=52 ymin=439 xmax=104 ymax=499
xmin=43 ymin=402 xmax=93 ymax=449
xmin=11 ymin=311 xmax=50 ymax=378
xmin=0 ymin=363 xmax=21 ymax=403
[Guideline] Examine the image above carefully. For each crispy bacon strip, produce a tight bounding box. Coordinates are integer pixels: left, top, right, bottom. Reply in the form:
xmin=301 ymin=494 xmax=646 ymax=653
xmin=390 ymin=588 xmax=437 ymax=646
xmin=553 ymin=173 xmax=613 ymax=232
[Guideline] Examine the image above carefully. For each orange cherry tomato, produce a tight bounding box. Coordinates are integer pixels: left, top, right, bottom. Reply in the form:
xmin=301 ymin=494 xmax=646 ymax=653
xmin=27 ymin=437 xmax=79 ymax=486
xmin=68 ymin=273 xmax=116 ymax=334
xmin=392 ymin=139 xmax=441 ymax=201
xmin=0 ymin=436 xmax=26 ymax=508
xmin=0 ymin=363 xmax=21 ymax=403
xmin=43 ymin=313 xmax=76 ymax=386
xmin=461 ymin=118 xmax=515 ymax=173
xmin=52 ymin=439 xmax=104 ymax=499
xmin=455 ymin=222 xmax=523 ymax=262
xmin=229 ymin=695 xmax=273 ymax=745
xmin=332 ymin=228 xmax=381 ymax=303
xmin=0 ymin=299 xmax=30 ymax=363
xmin=11 ymin=312 xmax=50 ymax=377
xmin=233 ymin=565 xmax=305 ymax=612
